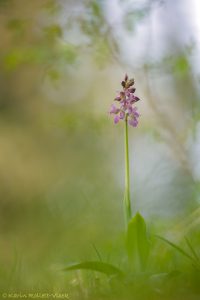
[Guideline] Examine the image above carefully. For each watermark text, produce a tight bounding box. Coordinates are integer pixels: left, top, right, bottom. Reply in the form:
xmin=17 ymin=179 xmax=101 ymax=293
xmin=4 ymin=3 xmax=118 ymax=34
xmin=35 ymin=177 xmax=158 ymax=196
xmin=1 ymin=292 xmax=69 ymax=299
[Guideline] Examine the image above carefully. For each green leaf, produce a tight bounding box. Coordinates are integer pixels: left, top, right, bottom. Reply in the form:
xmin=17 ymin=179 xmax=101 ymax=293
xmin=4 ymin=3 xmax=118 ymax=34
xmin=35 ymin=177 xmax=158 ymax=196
xmin=126 ymin=212 xmax=150 ymax=271
xmin=63 ymin=261 xmax=124 ymax=278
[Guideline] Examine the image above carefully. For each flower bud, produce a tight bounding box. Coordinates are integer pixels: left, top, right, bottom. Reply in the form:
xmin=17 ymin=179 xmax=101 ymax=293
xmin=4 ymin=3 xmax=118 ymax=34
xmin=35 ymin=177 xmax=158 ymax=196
xmin=121 ymin=81 xmax=126 ymax=88
xmin=124 ymin=74 xmax=128 ymax=81
xmin=126 ymin=79 xmax=134 ymax=88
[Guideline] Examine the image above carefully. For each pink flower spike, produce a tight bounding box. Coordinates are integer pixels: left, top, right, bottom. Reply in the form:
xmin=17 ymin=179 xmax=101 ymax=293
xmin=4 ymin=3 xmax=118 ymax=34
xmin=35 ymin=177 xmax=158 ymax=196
xmin=109 ymin=74 xmax=141 ymax=128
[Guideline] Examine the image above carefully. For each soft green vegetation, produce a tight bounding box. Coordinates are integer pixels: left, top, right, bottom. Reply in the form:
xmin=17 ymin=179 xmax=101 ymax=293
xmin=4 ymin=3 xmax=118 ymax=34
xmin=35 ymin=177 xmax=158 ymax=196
xmin=0 ymin=0 xmax=200 ymax=299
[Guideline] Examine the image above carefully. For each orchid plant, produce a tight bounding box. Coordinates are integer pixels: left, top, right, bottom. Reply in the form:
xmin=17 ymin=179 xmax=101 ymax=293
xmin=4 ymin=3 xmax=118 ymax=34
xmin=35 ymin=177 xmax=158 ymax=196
xmin=109 ymin=74 xmax=141 ymax=227
xmin=63 ymin=75 xmax=200 ymax=299
xmin=63 ymin=74 xmax=150 ymax=277
xmin=109 ymin=75 xmax=149 ymax=271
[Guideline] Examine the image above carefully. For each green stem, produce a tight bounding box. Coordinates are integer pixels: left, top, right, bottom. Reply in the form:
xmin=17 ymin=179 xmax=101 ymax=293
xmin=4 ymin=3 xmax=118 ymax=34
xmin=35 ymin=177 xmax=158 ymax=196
xmin=124 ymin=115 xmax=132 ymax=228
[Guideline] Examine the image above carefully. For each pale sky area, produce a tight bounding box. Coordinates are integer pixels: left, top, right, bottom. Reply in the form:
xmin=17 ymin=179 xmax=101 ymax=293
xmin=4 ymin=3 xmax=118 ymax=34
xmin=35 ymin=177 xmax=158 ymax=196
xmin=105 ymin=0 xmax=200 ymax=69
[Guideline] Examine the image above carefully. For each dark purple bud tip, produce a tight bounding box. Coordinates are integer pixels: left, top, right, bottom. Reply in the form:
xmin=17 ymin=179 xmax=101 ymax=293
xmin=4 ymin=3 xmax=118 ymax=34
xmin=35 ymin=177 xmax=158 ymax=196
xmin=121 ymin=81 xmax=126 ymax=88
xmin=124 ymin=74 xmax=128 ymax=81
xmin=114 ymin=96 xmax=121 ymax=101
xmin=134 ymin=96 xmax=140 ymax=102
xmin=129 ymin=88 xmax=136 ymax=93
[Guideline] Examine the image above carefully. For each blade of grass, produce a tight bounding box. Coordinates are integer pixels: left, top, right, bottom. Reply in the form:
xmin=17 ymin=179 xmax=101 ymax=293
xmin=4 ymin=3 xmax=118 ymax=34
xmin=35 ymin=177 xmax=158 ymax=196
xmin=184 ymin=236 xmax=200 ymax=262
xmin=156 ymin=235 xmax=196 ymax=263
xmin=63 ymin=261 xmax=124 ymax=278
xmin=91 ymin=243 xmax=102 ymax=262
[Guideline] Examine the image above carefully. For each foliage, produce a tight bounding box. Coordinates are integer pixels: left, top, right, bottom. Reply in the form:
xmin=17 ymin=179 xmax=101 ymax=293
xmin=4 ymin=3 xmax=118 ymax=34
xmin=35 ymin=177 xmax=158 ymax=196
xmin=0 ymin=1 xmax=200 ymax=300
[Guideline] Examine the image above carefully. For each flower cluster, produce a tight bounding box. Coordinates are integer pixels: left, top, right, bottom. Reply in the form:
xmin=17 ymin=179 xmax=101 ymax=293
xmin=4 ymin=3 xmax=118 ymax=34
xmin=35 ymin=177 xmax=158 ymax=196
xmin=109 ymin=74 xmax=141 ymax=127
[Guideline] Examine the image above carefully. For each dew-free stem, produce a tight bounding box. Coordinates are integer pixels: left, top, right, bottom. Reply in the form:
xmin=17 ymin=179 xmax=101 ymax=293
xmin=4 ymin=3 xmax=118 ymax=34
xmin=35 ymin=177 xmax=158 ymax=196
xmin=124 ymin=114 xmax=131 ymax=226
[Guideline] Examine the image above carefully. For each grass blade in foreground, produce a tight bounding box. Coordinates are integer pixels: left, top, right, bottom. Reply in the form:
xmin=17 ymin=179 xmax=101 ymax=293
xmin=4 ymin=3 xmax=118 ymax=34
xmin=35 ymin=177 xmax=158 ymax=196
xmin=156 ymin=235 xmax=200 ymax=269
xmin=184 ymin=236 xmax=200 ymax=262
xmin=63 ymin=261 xmax=124 ymax=278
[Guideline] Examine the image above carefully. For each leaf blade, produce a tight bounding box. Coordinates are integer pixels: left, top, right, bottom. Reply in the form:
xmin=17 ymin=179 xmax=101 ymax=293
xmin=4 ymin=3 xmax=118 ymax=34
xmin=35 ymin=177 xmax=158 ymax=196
xmin=126 ymin=212 xmax=150 ymax=270
xmin=63 ymin=261 xmax=124 ymax=278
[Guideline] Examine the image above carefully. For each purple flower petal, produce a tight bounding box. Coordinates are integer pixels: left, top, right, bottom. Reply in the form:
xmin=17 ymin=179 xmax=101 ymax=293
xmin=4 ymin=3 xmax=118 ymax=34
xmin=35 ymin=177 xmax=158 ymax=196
xmin=134 ymin=96 xmax=140 ymax=102
xmin=125 ymin=90 xmax=131 ymax=97
xmin=119 ymin=111 xmax=125 ymax=119
xmin=129 ymin=88 xmax=136 ymax=93
xmin=127 ymin=105 xmax=133 ymax=114
xmin=114 ymin=115 xmax=120 ymax=124
xmin=110 ymin=104 xmax=120 ymax=114
xmin=120 ymin=91 xmax=125 ymax=98
xmin=128 ymin=118 xmax=138 ymax=127
xmin=134 ymin=111 xmax=140 ymax=117
xmin=132 ymin=107 xmax=140 ymax=118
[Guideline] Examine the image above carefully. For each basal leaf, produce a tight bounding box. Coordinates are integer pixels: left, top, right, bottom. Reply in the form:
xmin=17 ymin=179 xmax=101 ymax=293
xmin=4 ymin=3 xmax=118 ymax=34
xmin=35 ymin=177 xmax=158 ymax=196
xmin=63 ymin=261 xmax=124 ymax=278
xmin=126 ymin=212 xmax=150 ymax=270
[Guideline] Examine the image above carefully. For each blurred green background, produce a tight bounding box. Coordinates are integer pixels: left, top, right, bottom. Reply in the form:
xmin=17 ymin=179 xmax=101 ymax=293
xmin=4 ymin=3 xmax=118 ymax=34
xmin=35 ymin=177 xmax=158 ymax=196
xmin=0 ymin=0 xmax=200 ymax=298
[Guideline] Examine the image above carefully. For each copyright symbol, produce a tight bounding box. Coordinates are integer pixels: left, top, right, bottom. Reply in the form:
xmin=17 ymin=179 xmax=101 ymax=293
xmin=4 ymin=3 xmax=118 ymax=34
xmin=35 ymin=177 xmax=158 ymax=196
xmin=2 ymin=293 xmax=7 ymax=298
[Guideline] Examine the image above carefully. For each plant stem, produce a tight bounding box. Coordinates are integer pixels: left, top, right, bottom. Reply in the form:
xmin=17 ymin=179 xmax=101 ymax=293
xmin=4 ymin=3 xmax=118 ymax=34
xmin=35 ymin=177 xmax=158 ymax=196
xmin=124 ymin=115 xmax=132 ymax=227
